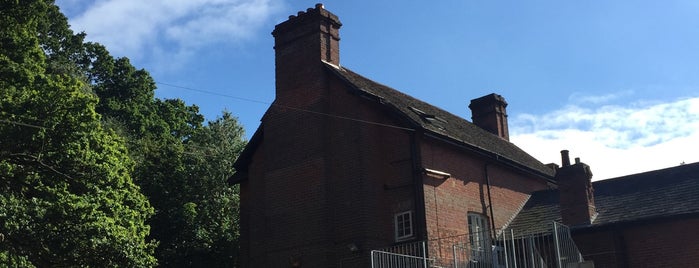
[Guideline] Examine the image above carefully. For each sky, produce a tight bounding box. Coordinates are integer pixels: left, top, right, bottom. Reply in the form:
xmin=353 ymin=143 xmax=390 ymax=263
xmin=55 ymin=0 xmax=699 ymax=181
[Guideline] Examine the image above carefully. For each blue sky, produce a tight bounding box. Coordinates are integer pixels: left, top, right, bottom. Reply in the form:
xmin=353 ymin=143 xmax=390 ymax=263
xmin=55 ymin=0 xmax=699 ymax=180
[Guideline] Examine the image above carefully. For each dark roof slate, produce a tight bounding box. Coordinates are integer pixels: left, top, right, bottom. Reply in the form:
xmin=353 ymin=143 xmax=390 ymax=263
xmin=508 ymin=162 xmax=699 ymax=233
xmin=326 ymin=63 xmax=555 ymax=178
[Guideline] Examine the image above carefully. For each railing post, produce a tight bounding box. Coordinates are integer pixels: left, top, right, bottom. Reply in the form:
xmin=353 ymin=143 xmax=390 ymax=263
xmin=527 ymin=235 xmax=536 ymax=267
xmin=453 ymin=244 xmax=458 ymax=268
xmin=422 ymin=241 xmax=427 ymax=268
xmin=553 ymin=221 xmax=563 ymax=268
xmin=510 ymin=229 xmax=517 ymax=268
xmin=502 ymin=230 xmax=509 ymax=268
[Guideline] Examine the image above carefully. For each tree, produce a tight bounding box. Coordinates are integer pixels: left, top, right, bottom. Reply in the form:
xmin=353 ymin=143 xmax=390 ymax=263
xmin=22 ymin=1 xmax=247 ymax=266
xmin=0 ymin=1 xmax=157 ymax=266
xmin=157 ymin=111 xmax=245 ymax=267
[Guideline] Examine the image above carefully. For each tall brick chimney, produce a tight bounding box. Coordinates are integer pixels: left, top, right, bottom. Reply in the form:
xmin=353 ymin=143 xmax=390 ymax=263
xmin=556 ymin=150 xmax=596 ymax=226
xmin=469 ymin=93 xmax=509 ymax=140
xmin=271 ymin=3 xmax=341 ymax=101
xmin=253 ymin=6 xmax=343 ymax=266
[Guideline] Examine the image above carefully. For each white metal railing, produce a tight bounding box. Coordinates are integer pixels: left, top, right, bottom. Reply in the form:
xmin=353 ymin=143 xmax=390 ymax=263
xmin=370 ymin=240 xmax=430 ymax=268
xmin=496 ymin=222 xmax=584 ymax=268
xmin=370 ymin=221 xmax=584 ymax=268
xmin=552 ymin=221 xmax=584 ymax=268
xmin=370 ymin=250 xmax=432 ymax=268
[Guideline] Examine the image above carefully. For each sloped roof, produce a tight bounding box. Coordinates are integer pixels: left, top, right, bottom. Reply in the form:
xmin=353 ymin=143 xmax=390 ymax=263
xmin=508 ymin=162 xmax=699 ymax=233
xmin=325 ymin=63 xmax=555 ymax=178
xmin=231 ymin=63 xmax=556 ymax=182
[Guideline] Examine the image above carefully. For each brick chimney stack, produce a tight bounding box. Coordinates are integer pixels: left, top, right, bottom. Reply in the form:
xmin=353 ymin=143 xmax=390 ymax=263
xmin=556 ymin=150 xmax=596 ymax=226
xmin=255 ymin=6 xmax=343 ymax=265
xmin=469 ymin=93 xmax=509 ymax=140
xmin=271 ymin=3 xmax=341 ymax=102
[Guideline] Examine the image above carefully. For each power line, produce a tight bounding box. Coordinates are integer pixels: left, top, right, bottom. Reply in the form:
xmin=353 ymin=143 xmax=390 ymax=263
xmin=0 ymin=119 xmax=47 ymax=130
xmin=1 ymin=82 xmax=415 ymax=133
xmin=157 ymin=82 xmax=271 ymax=105
xmin=156 ymin=82 xmax=415 ymax=132
xmin=0 ymin=121 xmax=227 ymax=159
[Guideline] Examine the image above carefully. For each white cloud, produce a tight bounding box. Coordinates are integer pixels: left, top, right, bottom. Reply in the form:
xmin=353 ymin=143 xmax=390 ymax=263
xmin=511 ymin=97 xmax=699 ymax=180
xmin=58 ymin=0 xmax=284 ymax=66
xmin=569 ymin=89 xmax=634 ymax=105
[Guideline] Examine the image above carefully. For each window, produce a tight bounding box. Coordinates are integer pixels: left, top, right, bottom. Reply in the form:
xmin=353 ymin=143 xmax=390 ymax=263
xmin=394 ymin=211 xmax=414 ymax=241
xmin=468 ymin=213 xmax=491 ymax=261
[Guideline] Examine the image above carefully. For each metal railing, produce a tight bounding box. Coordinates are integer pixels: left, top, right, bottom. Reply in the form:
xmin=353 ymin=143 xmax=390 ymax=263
xmin=370 ymin=250 xmax=432 ymax=268
xmin=370 ymin=240 xmax=431 ymax=268
xmin=552 ymin=222 xmax=584 ymax=268
xmin=490 ymin=222 xmax=584 ymax=268
xmin=370 ymin=221 xmax=584 ymax=268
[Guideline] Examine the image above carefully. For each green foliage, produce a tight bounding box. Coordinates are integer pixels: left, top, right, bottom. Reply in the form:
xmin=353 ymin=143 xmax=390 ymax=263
xmin=64 ymin=27 xmax=245 ymax=267
xmin=2 ymin=1 xmax=247 ymax=266
xmin=131 ymin=109 xmax=244 ymax=267
xmin=154 ymin=112 xmax=245 ymax=267
xmin=0 ymin=1 xmax=156 ymax=266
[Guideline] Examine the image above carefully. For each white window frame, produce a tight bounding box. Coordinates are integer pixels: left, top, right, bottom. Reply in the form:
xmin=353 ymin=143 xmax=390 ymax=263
xmin=468 ymin=212 xmax=491 ymax=261
xmin=394 ymin=210 xmax=414 ymax=241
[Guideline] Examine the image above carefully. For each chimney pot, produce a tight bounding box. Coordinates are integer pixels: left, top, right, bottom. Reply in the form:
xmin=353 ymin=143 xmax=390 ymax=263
xmin=315 ymin=3 xmax=324 ymax=9
xmin=561 ymin=150 xmax=571 ymax=167
xmin=575 ymin=157 xmax=581 ymax=164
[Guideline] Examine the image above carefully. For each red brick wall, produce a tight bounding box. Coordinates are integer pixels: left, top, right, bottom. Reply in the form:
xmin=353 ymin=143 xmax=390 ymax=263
xmin=625 ymin=218 xmax=699 ymax=267
xmin=239 ymin=71 xmax=420 ymax=267
xmin=239 ymin=83 xmax=555 ymax=266
xmin=240 ymin=79 xmax=554 ymax=266
xmin=323 ymin=74 xmax=419 ymax=266
xmin=240 ymin=106 xmax=332 ymax=267
xmin=572 ymin=230 xmax=621 ymax=268
xmin=243 ymin=9 xmax=423 ymax=262
xmin=574 ymin=217 xmax=699 ymax=268
xmin=420 ymin=138 xmax=550 ymax=262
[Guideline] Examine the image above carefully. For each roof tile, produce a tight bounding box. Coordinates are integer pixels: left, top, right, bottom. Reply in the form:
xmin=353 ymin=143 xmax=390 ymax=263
xmin=327 ymin=63 xmax=555 ymax=178
xmin=508 ymin=162 xmax=699 ymax=232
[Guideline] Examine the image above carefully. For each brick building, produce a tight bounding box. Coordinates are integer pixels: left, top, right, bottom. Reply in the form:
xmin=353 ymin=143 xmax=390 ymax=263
xmin=230 ymin=4 xmax=556 ymax=267
xmin=509 ymin=154 xmax=699 ymax=268
xmin=230 ymin=4 xmax=699 ymax=267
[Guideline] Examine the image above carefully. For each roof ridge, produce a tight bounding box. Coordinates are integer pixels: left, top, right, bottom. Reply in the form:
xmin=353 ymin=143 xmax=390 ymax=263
xmin=593 ymin=161 xmax=699 ymax=185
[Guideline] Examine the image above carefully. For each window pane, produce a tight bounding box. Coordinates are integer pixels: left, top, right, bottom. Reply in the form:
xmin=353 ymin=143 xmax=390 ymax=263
xmin=467 ymin=213 xmax=491 ymax=261
xmin=395 ymin=211 xmax=413 ymax=240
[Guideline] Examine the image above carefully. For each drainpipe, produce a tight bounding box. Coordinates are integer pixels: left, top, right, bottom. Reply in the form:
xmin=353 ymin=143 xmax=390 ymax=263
xmin=410 ymin=131 xmax=427 ymax=242
xmin=484 ymin=164 xmax=497 ymax=239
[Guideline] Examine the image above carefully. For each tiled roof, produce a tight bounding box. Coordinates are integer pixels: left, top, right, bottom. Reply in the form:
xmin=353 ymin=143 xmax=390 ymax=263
xmin=326 ymin=63 xmax=555 ymax=178
xmin=508 ymin=162 xmax=699 ymax=233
